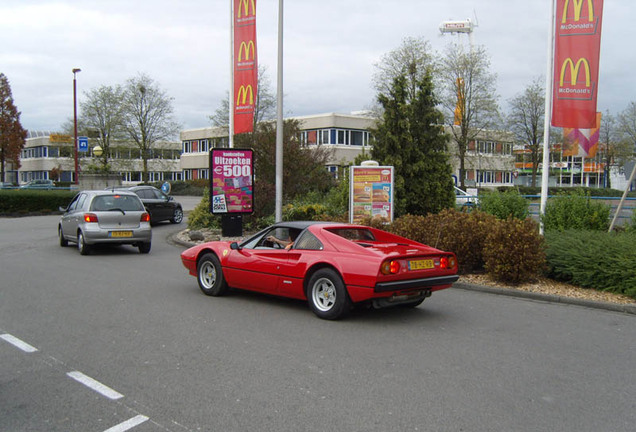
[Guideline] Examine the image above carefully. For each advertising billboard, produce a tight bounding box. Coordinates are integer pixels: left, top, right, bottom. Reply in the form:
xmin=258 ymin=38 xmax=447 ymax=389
xmin=349 ymin=165 xmax=394 ymax=224
xmin=210 ymin=148 xmax=254 ymax=214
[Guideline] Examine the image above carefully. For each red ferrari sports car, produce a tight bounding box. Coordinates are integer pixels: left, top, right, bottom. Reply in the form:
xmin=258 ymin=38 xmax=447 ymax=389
xmin=180 ymin=221 xmax=459 ymax=320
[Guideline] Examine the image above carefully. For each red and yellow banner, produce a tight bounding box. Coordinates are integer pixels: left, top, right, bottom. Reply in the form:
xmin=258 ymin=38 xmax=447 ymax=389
xmin=552 ymin=0 xmax=604 ymax=128
xmin=233 ymin=0 xmax=258 ymax=134
xmin=563 ymin=112 xmax=601 ymax=157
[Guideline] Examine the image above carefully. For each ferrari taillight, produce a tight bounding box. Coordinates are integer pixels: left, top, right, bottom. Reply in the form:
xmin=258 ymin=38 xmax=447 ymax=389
xmin=439 ymin=255 xmax=457 ymax=270
xmin=141 ymin=212 xmax=150 ymax=222
xmin=381 ymin=260 xmax=401 ymax=275
xmin=84 ymin=213 xmax=98 ymax=223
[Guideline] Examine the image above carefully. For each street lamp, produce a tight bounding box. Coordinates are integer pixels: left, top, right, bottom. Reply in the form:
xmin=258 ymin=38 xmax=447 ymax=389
xmin=92 ymin=145 xmax=103 ymax=157
xmin=72 ymin=68 xmax=81 ymax=184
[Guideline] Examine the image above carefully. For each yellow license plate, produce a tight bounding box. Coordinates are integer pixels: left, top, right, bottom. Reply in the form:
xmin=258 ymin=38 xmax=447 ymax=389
xmin=110 ymin=231 xmax=133 ymax=238
xmin=409 ymin=259 xmax=434 ymax=270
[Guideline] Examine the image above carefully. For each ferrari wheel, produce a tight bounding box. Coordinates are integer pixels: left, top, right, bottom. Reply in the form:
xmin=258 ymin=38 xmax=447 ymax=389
xmin=307 ymin=268 xmax=350 ymax=320
xmin=197 ymin=253 xmax=228 ymax=296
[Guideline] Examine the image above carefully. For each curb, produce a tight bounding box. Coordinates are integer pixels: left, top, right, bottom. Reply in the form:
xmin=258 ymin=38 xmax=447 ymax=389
xmin=453 ymin=281 xmax=636 ymax=315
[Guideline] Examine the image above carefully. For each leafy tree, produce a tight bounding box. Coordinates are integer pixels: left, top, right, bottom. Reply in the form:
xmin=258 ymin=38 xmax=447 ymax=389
xmin=79 ymin=84 xmax=125 ymax=171
xmin=0 ymin=73 xmax=27 ymax=183
xmin=437 ymin=43 xmax=500 ymax=189
xmin=234 ymin=119 xmax=335 ymax=218
xmin=507 ymin=77 xmax=544 ymax=187
xmin=371 ymin=71 xmax=455 ymax=216
xmin=122 ymin=74 xmax=181 ymax=182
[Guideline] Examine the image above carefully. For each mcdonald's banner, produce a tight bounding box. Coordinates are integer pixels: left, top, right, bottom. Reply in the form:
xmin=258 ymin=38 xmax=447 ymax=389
xmin=552 ymin=0 xmax=604 ymax=129
xmin=233 ymin=0 xmax=258 ymax=134
xmin=562 ymin=112 xmax=601 ymax=157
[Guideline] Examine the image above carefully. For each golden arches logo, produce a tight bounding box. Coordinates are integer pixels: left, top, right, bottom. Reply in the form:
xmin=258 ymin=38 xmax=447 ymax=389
xmin=238 ymin=40 xmax=255 ymax=62
xmin=237 ymin=0 xmax=256 ymax=18
xmin=236 ymin=85 xmax=254 ymax=106
xmin=560 ymin=58 xmax=591 ymax=87
xmin=562 ymin=0 xmax=594 ymax=23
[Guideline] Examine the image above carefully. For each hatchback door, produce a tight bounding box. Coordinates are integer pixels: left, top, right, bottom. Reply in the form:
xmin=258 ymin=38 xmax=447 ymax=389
xmin=89 ymin=194 xmax=145 ymax=231
xmin=61 ymin=193 xmax=87 ymax=241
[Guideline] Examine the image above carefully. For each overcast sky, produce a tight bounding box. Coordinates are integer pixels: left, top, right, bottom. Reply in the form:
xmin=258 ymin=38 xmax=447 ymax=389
xmin=1 ymin=0 xmax=632 ymax=134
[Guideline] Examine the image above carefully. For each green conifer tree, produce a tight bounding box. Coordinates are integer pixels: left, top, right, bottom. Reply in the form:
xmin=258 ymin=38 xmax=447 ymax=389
xmin=372 ymin=72 xmax=455 ymax=216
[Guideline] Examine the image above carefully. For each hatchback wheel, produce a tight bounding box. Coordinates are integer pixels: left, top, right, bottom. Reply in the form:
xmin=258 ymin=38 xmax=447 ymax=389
xmin=77 ymin=231 xmax=90 ymax=255
xmin=59 ymin=226 xmax=68 ymax=247
xmin=138 ymin=242 xmax=151 ymax=254
xmin=306 ymin=268 xmax=350 ymax=320
xmin=170 ymin=207 xmax=183 ymax=224
xmin=197 ymin=253 xmax=228 ymax=296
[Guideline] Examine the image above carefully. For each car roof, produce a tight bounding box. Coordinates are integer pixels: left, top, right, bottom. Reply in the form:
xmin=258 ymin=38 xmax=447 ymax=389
xmin=80 ymin=189 xmax=139 ymax=197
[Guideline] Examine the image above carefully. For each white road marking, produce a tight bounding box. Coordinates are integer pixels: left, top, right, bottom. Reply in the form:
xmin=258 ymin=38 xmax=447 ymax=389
xmin=103 ymin=415 xmax=149 ymax=432
xmin=66 ymin=371 xmax=124 ymax=400
xmin=0 ymin=333 xmax=38 ymax=353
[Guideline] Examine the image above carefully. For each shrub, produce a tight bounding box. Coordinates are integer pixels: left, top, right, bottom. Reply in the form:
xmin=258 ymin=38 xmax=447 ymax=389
xmin=0 ymin=189 xmax=76 ymax=214
xmin=390 ymin=210 xmax=496 ymax=274
xmin=283 ymin=203 xmax=330 ymax=221
xmin=187 ymin=188 xmax=221 ymax=229
xmin=482 ymin=218 xmax=546 ymax=284
xmin=542 ymin=190 xmax=610 ymax=231
xmin=479 ymin=189 xmax=529 ymax=220
xmin=544 ymin=230 xmax=636 ymax=298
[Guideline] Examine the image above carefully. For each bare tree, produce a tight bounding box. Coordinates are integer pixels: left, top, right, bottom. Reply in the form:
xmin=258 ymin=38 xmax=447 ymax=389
xmin=0 ymin=73 xmax=27 ymax=183
xmin=79 ymin=84 xmax=125 ymax=170
xmin=210 ymin=66 xmax=276 ymax=132
xmin=122 ymin=74 xmax=180 ymax=182
xmin=507 ymin=77 xmax=544 ymax=187
xmin=618 ymin=102 xmax=636 ymax=156
xmin=372 ymin=36 xmax=434 ymax=105
xmin=437 ymin=43 xmax=500 ymax=189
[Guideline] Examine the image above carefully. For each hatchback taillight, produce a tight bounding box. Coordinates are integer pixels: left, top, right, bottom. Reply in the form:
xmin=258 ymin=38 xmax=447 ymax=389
xmin=84 ymin=213 xmax=98 ymax=223
xmin=140 ymin=212 xmax=150 ymax=222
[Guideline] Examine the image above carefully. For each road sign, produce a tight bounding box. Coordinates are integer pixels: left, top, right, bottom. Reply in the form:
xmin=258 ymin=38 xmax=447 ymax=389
xmin=78 ymin=136 xmax=89 ymax=152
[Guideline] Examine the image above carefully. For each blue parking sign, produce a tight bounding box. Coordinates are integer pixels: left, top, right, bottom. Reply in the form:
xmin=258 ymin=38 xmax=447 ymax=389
xmin=78 ymin=136 xmax=88 ymax=152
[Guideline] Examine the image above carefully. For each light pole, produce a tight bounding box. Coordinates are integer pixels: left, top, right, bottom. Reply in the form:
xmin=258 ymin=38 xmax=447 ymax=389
xmin=72 ymin=68 xmax=81 ymax=184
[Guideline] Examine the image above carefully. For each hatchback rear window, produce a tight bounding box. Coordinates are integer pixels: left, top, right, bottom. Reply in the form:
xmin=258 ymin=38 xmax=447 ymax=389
xmin=91 ymin=195 xmax=144 ymax=212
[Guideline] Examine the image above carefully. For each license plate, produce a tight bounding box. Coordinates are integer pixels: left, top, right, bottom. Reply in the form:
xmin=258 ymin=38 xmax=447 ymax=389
xmin=408 ymin=259 xmax=434 ymax=270
xmin=110 ymin=231 xmax=132 ymax=238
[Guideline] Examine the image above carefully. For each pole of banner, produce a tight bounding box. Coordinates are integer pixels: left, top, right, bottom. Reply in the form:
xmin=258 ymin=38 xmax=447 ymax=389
xmin=274 ymin=0 xmax=284 ymax=222
xmin=228 ymin=0 xmax=234 ymax=148
xmin=539 ymin=0 xmax=556 ymax=235
xmin=608 ymin=163 xmax=636 ymax=232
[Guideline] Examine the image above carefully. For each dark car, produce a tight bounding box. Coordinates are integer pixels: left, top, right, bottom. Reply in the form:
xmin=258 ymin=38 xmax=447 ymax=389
xmin=116 ymin=186 xmax=183 ymax=225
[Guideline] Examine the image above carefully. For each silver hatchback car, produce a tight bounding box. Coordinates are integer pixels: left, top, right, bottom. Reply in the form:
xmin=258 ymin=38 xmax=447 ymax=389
xmin=58 ymin=190 xmax=152 ymax=255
